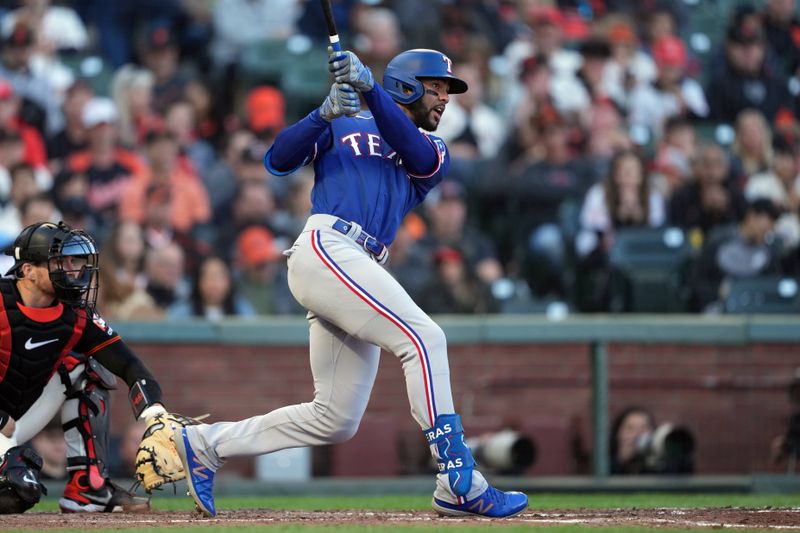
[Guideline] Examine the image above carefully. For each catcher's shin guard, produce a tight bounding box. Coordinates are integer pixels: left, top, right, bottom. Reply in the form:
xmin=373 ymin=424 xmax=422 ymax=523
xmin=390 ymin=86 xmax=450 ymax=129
xmin=61 ymin=383 xmax=111 ymax=487
xmin=425 ymin=414 xmax=475 ymax=497
xmin=59 ymin=356 xmax=129 ymax=512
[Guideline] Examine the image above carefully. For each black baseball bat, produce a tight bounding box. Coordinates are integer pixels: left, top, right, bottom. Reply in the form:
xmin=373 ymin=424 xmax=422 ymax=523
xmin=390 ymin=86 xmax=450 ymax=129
xmin=319 ymin=0 xmax=342 ymax=52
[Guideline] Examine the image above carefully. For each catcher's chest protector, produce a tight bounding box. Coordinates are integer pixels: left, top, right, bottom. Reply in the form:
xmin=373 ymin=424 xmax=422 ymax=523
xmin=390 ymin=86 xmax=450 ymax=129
xmin=0 ymin=279 xmax=86 ymax=419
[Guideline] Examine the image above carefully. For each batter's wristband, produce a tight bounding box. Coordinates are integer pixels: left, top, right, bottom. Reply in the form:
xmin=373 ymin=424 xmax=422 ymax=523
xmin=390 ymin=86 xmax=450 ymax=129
xmin=0 ymin=410 xmax=7 ymax=432
xmin=129 ymin=379 xmax=162 ymax=419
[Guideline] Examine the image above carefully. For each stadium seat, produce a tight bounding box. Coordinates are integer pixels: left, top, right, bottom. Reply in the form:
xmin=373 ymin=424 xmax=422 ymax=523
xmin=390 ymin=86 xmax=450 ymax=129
xmin=238 ymin=39 xmax=293 ymax=88
xmin=693 ymin=121 xmax=717 ymax=143
xmin=58 ymin=51 xmax=114 ymax=97
xmin=608 ymin=227 xmax=693 ymax=312
xmin=682 ymin=0 xmax=731 ymax=86
xmin=723 ymin=276 xmax=800 ymax=314
xmin=500 ymin=297 xmax=570 ymax=317
xmin=558 ymin=199 xmax=582 ymax=246
xmin=693 ymin=121 xmax=735 ymax=146
xmin=237 ymin=39 xmax=330 ymax=121
xmin=280 ymin=50 xmax=333 ymax=122
xmin=557 ymin=199 xmax=582 ymax=304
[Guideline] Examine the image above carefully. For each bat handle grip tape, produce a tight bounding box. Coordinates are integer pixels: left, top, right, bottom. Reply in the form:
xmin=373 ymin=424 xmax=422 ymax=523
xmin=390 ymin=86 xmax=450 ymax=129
xmin=329 ymin=35 xmax=341 ymax=52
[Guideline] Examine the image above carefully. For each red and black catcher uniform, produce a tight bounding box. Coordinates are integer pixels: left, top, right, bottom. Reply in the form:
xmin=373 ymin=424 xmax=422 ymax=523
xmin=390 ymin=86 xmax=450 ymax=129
xmin=0 ymin=222 xmax=164 ymax=514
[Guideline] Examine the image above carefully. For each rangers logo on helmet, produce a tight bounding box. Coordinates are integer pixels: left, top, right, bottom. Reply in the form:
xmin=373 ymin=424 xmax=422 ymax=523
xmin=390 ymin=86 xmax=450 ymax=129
xmin=383 ymin=49 xmax=468 ymax=105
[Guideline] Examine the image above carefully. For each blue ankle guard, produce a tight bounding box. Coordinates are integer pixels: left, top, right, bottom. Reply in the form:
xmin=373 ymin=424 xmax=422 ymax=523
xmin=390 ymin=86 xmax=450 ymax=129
xmin=424 ymin=414 xmax=475 ymax=497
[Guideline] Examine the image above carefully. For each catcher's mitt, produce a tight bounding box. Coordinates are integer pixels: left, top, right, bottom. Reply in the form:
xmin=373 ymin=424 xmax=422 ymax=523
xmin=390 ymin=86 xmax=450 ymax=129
xmin=134 ymin=412 xmax=205 ymax=492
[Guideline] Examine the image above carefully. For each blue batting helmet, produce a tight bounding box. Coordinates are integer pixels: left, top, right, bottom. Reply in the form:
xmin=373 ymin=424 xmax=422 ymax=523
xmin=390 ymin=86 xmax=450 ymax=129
xmin=383 ymin=49 xmax=468 ymax=105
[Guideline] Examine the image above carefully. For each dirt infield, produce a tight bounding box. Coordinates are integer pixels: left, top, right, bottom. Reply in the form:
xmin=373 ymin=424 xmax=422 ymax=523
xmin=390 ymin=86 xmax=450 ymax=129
xmin=4 ymin=507 xmax=800 ymax=529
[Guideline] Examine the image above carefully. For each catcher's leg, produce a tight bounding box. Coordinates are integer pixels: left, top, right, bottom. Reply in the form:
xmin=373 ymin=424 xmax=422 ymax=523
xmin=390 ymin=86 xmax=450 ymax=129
xmin=3 ymin=362 xmax=74 ymax=453
xmin=58 ymin=356 xmax=150 ymax=513
xmin=0 ymin=358 xmax=80 ymax=513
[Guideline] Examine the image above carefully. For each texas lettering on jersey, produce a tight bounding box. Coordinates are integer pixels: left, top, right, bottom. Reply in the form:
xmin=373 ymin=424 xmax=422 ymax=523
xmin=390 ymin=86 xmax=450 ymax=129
xmin=338 ymin=130 xmax=446 ymax=174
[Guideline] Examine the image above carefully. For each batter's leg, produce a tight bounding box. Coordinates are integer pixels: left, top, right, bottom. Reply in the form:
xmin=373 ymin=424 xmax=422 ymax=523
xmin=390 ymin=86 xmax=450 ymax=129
xmin=293 ymin=229 xmax=455 ymax=428
xmin=183 ymin=312 xmax=380 ymax=470
xmin=291 ymin=230 xmax=527 ymax=516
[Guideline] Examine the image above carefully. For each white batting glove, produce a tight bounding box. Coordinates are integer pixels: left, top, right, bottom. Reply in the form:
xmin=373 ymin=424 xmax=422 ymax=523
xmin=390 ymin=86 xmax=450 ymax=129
xmin=329 ymin=50 xmax=374 ymax=92
xmin=319 ymin=83 xmax=361 ymax=121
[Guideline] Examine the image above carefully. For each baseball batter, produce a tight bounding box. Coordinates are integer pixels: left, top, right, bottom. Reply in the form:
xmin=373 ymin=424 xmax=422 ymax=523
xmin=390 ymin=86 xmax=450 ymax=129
xmin=173 ymin=48 xmax=528 ymax=518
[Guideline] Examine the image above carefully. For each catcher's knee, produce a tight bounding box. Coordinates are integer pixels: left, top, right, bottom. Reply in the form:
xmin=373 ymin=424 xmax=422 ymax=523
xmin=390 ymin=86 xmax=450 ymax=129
xmin=0 ymin=446 xmax=47 ymax=514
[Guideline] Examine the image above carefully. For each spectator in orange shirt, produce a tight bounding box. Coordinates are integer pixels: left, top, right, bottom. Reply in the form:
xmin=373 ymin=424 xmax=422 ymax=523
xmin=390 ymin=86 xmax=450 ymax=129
xmin=64 ymin=96 xmax=147 ymax=238
xmin=120 ymin=127 xmax=211 ymax=236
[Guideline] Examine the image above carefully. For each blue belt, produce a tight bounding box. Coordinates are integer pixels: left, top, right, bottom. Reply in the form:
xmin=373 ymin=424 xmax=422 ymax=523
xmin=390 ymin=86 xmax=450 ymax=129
xmin=331 ymin=219 xmax=388 ymax=263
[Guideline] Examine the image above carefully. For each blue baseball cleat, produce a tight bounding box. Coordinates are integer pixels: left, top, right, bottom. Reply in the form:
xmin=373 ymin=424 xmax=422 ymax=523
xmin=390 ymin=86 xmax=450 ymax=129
xmin=432 ymin=485 xmax=528 ymax=518
xmin=173 ymin=426 xmax=217 ymax=517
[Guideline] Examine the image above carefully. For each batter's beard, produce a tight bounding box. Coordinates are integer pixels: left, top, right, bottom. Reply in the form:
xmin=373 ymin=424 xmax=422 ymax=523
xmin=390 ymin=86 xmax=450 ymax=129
xmin=407 ymin=99 xmax=440 ymax=131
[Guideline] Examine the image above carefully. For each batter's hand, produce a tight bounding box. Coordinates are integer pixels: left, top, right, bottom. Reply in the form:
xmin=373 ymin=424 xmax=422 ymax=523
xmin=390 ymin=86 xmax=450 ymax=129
xmin=328 ymin=48 xmax=374 ymax=92
xmin=320 ymin=83 xmax=361 ymax=121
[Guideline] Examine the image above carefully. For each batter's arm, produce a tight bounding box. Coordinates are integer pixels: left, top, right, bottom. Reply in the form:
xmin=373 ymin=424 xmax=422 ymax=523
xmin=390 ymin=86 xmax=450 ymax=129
xmin=361 ymin=83 xmax=440 ymax=177
xmin=265 ymin=110 xmax=332 ymax=176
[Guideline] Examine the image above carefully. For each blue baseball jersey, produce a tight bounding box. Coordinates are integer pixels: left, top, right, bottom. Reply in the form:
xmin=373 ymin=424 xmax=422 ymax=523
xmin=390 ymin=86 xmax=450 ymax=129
xmin=265 ymin=95 xmax=449 ymax=246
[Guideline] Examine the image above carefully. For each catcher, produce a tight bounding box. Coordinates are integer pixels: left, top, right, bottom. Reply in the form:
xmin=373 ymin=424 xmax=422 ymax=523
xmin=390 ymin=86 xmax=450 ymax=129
xmin=0 ymin=221 xmax=192 ymax=513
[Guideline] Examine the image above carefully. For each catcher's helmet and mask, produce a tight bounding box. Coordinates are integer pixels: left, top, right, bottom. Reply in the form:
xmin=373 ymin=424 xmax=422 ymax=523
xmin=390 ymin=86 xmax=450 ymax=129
xmin=383 ymin=49 xmax=468 ymax=105
xmin=4 ymin=221 xmax=99 ymax=312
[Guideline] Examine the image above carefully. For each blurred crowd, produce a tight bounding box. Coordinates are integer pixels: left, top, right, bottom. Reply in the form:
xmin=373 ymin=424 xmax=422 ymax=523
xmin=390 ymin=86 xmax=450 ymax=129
xmin=0 ymin=0 xmax=799 ymax=318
